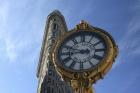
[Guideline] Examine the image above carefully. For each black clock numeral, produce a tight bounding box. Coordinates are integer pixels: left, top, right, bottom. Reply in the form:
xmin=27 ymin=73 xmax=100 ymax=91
xmin=95 ymin=48 xmax=105 ymax=52
xmin=93 ymin=41 xmax=101 ymax=47
xmin=80 ymin=62 xmax=83 ymax=70
xmin=62 ymin=57 xmax=71 ymax=64
xmin=61 ymin=52 xmax=70 ymax=55
xmin=81 ymin=35 xmax=85 ymax=42
xmin=93 ymin=54 xmax=103 ymax=60
xmin=69 ymin=61 xmax=76 ymax=68
xmin=88 ymin=36 xmax=93 ymax=43
xmin=72 ymin=38 xmax=78 ymax=44
xmin=88 ymin=60 xmax=94 ymax=67
xmin=64 ymin=45 xmax=72 ymax=49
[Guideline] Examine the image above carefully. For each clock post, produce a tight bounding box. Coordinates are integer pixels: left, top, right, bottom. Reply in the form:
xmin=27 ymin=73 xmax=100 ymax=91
xmin=52 ymin=20 xmax=118 ymax=93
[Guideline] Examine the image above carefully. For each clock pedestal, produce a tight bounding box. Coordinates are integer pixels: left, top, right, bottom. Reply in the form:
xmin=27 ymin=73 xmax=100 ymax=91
xmin=71 ymin=79 xmax=94 ymax=93
xmin=73 ymin=87 xmax=93 ymax=93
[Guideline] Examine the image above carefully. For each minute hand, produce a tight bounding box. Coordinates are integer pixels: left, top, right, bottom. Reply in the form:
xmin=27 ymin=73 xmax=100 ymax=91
xmin=71 ymin=49 xmax=90 ymax=55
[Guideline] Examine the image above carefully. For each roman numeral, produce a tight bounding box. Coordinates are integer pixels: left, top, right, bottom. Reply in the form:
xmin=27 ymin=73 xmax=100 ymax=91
xmin=61 ymin=52 xmax=70 ymax=55
xmin=81 ymin=35 xmax=85 ymax=42
xmin=92 ymin=54 xmax=103 ymax=60
xmin=88 ymin=36 xmax=93 ymax=43
xmin=88 ymin=60 xmax=94 ymax=67
xmin=80 ymin=62 xmax=83 ymax=70
xmin=62 ymin=57 xmax=71 ymax=64
xmin=93 ymin=41 xmax=101 ymax=47
xmin=72 ymin=38 xmax=78 ymax=44
xmin=95 ymin=48 xmax=105 ymax=52
xmin=69 ymin=61 xmax=76 ymax=68
xmin=64 ymin=45 xmax=72 ymax=49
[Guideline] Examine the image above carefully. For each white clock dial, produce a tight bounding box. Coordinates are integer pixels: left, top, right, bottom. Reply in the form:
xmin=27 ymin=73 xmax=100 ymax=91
xmin=57 ymin=31 xmax=107 ymax=71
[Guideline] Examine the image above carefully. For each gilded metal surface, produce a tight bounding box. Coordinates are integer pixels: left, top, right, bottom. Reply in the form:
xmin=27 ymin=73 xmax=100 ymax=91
xmin=51 ymin=21 xmax=118 ymax=93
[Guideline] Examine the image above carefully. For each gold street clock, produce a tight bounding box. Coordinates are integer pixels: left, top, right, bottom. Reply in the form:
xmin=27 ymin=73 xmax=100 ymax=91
xmin=52 ymin=21 xmax=118 ymax=93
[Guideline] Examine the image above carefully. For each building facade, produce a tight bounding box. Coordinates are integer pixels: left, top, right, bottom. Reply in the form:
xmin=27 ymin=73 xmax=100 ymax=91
xmin=36 ymin=10 xmax=73 ymax=93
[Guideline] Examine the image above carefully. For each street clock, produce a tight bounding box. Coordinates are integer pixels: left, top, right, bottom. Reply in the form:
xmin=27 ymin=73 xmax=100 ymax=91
xmin=52 ymin=21 xmax=118 ymax=93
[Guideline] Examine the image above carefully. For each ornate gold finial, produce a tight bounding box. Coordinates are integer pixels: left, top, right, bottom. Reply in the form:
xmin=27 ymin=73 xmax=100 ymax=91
xmin=76 ymin=20 xmax=89 ymax=30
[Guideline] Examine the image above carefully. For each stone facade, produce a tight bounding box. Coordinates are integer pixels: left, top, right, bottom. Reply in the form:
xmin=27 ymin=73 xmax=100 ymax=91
xmin=37 ymin=10 xmax=73 ymax=93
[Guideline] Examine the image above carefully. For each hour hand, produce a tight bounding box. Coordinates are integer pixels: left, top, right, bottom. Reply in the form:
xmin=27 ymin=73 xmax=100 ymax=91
xmin=71 ymin=48 xmax=81 ymax=51
xmin=71 ymin=51 xmax=80 ymax=55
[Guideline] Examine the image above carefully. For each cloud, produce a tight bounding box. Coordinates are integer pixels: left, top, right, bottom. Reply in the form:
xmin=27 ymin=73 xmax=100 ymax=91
xmin=0 ymin=1 xmax=16 ymax=62
xmin=5 ymin=37 xmax=17 ymax=61
xmin=0 ymin=0 xmax=9 ymax=25
xmin=0 ymin=1 xmax=18 ymax=62
xmin=0 ymin=0 xmax=45 ymax=65
xmin=113 ymin=1 xmax=140 ymax=68
xmin=123 ymin=17 xmax=140 ymax=56
xmin=0 ymin=29 xmax=30 ymax=63
xmin=0 ymin=0 xmax=32 ymax=63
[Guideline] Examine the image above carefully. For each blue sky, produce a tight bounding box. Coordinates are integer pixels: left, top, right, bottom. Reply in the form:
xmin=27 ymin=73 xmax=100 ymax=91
xmin=0 ymin=0 xmax=140 ymax=93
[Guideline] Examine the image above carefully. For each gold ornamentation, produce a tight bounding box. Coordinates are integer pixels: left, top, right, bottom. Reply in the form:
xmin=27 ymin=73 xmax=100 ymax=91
xmin=76 ymin=20 xmax=90 ymax=30
xmin=51 ymin=20 xmax=118 ymax=93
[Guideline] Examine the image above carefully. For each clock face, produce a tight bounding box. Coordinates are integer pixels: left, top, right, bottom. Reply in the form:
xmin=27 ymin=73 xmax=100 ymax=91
xmin=57 ymin=31 xmax=107 ymax=72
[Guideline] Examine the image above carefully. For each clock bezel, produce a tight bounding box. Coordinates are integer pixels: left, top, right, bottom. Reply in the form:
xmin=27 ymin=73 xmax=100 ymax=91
xmin=52 ymin=27 xmax=116 ymax=79
xmin=57 ymin=30 xmax=108 ymax=72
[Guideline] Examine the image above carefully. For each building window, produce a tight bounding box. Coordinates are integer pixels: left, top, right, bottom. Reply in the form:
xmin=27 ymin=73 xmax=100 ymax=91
xmin=52 ymin=88 xmax=53 ymax=93
xmin=53 ymin=23 xmax=58 ymax=30
xmin=53 ymin=19 xmax=56 ymax=21
xmin=47 ymin=78 xmax=51 ymax=83
xmin=52 ymin=31 xmax=56 ymax=38
xmin=59 ymin=89 xmax=61 ymax=93
xmin=48 ymin=70 xmax=52 ymax=75
xmin=47 ymin=87 xmax=50 ymax=93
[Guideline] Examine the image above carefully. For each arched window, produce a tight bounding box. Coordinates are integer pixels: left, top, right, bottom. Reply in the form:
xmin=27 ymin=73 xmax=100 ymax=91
xmin=53 ymin=23 xmax=58 ymax=30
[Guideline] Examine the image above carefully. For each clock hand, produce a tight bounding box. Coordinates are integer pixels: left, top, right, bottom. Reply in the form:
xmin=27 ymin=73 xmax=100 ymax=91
xmin=80 ymin=49 xmax=90 ymax=54
xmin=71 ymin=48 xmax=81 ymax=51
xmin=71 ymin=48 xmax=90 ymax=52
xmin=71 ymin=51 xmax=81 ymax=55
xmin=71 ymin=49 xmax=90 ymax=55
